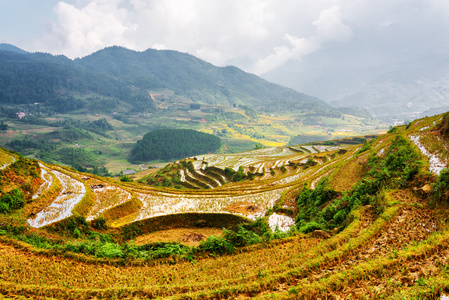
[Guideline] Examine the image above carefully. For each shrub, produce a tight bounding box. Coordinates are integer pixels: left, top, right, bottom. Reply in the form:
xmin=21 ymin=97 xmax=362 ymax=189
xmin=91 ymin=217 xmax=108 ymax=230
xmin=432 ymin=168 xmax=449 ymax=202
xmin=96 ymin=242 xmax=123 ymax=258
xmin=357 ymin=139 xmax=374 ymax=154
xmin=199 ymin=236 xmax=235 ymax=255
xmin=232 ymin=167 xmax=246 ymax=182
xmin=119 ymin=175 xmax=133 ymax=182
xmin=0 ymin=188 xmax=24 ymax=213
xmin=223 ymin=226 xmax=260 ymax=247
xmin=299 ymin=221 xmax=322 ymax=233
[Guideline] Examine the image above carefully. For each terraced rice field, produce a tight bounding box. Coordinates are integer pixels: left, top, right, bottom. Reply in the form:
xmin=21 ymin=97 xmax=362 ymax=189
xmin=1 ymin=113 xmax=449 ymax=299
xmin=1 ymin=191 xmax=448 ymax=299
xmin=7 ymin=140 xmax=355 ymax=231
xmin=27 ymin=169 xmax=86 ymax=228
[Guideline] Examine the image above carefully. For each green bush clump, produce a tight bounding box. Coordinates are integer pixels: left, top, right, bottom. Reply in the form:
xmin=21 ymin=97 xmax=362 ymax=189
xmin=232 ymin=167 xmax=246 ymax=182
xmin=432 ymin=169 xmax=449 ymax=202
xmin=199 ymin=218 xmax=296 ymax=255
xmin=96 ymin=242 xmax=123 ymax=258
xmin=0 ymin=188 xmax=24 ymax=213
xmin=119 ymin=174 xmax=133 ymax=182
xmin=357 ymin=139 xmax=375 ymax=154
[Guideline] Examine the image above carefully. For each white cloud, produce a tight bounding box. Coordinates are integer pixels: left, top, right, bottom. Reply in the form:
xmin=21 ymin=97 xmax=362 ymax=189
xmin=253 ymin=4 xmax=353 ymax=74
xmin=41 ymin=0 xmax=137 ymax=57
xmin=253 ymin=35 xmax=320 ymax=75
xmin=314 ymin=6 xmax=353 ymax=43
xmin=31 ymin=0 xmax=449 ymax=75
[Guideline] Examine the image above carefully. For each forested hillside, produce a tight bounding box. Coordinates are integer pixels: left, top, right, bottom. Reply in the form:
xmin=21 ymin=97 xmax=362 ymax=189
xmin=0 ymin=50 xmax=156 ymax=114
xmin=0 ymin=44 xmax=329 ymax=115
xmin=128 ymin=129 xmax=221 ymax=163
xmin=0 ymin=44 xmax=385 ymax=174
xmin=76 ymin=46 xmax=326 ymax=112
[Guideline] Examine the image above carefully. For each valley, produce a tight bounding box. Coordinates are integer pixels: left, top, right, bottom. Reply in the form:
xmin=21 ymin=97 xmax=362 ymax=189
xmin=0 ymin=46 xmax=386 ymax=175
xmin=0 ymin=113 xmax=449 ymax=299
xmin=0 ymin=91 xmax=385 ymax=175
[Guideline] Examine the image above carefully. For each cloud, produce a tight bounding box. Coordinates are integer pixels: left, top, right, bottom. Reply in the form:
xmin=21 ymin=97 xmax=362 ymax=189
xmin=41 ymin=0 xmax=136 ymax=57
xmin=253 ymin=5 xmax=353 ymax=74
xmin=314 ymin=6 xmax=353 ymax=43
xmin=253 ymin=35 xmax=320 ymax=75
xmin=33 ymin=0 xmax=449 ymax=76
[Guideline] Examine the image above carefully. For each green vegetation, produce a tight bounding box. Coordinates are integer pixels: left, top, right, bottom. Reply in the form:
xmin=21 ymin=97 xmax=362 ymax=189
xmin=128 ymin=129 xmax=221 ymax=163
xmin=297 ymin=135 xmax=422 ymax=232
xmin=140 ymin=161 xmax=186 ymax=188
xmin=0 ymin=51 xmax=156 ymax=114
xmin=432 ymin=169 xmax=449 ymax=202
xmin=0 ymin=215 xmax=294 ymax=261
xmin=0 ymin=44 xmax=387 ymax=174
xmin=0 ymin=120 xmax=7 ymax=130
xmin=0 ymin=188 xmax=24 ymax=213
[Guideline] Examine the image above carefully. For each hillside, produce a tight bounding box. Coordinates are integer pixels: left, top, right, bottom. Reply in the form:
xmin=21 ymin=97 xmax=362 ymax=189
xmin=1 ymin=113 xmax=449 ymax=298
xmin=128 ymin=128 xmax=221 ymax=163
xmin=76 ymin=46 xmax=326 ymax=112
xmin=0 ymin=44 xmax=327 ymax=115
xmin=0 ymin=50 xmax=156 ymax=114
xmin=0 ymin=43 xmax=28 ymax=54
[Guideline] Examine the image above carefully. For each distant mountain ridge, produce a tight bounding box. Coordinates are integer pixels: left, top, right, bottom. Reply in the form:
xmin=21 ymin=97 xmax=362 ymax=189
xmin=0 ymin=43 xmax=28 ymax=54
xmin=263 ymin=50 xmax=449 ymax=120
xmin=0 ymin=44 xmax=328 ymax=115
xmin=76 ymin=46 xmax=325 ymax=112
xmin=0 ymin=49 xmax=156 ymax=114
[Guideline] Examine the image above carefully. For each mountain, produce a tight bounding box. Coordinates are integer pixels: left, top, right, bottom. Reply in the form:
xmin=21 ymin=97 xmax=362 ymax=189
xmin=0 ymin=50 xmax=156 ymax=114
xmin=329 ymin=55 xmax=449 ymax=119
xmin=0 ymin=45 xmax=331 ymax=115
xmin=0 ymin=43 xmax=28 ymax=54
xmin=76 ymin=46 xmax=326 ymax=112
xmin=263 ymin=52 xmax=449 ymax=120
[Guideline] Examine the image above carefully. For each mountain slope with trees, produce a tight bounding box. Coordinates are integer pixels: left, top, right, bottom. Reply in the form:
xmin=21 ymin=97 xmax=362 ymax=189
xmin=0 ymin=50 xmax=156 ymax=114
xmin=76 ymin=46 xmax=326 ymax=112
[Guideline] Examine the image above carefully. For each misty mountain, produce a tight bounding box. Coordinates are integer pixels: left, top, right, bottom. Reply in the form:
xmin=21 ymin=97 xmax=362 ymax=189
xmin=0 ymin=43 xmax=28 ymax=54
xmin=263 ymin=52 xmax=449 ymax=120
xmin=75 ymin=46 xmax=326 ymax=112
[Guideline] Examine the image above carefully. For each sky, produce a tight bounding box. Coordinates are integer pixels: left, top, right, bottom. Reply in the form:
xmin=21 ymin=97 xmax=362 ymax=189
xmin=1 ymin=0 xmax=449 ymax=76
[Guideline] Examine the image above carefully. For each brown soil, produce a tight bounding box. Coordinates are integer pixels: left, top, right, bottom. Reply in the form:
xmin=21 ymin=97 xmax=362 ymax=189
xmin=224 ymin=202 xmax=264 ymax=216
xmin=133 ymin=228 xmax=223 ymax=246
xmin=331 ymin=154 xmax=367 ymax=192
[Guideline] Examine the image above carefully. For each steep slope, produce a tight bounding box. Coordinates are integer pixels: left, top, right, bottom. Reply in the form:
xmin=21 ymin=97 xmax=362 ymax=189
xmin=76 ymin=46 xmax=327 ymax=112
xmin=1 ymin=113 xmax=449 ymax=298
